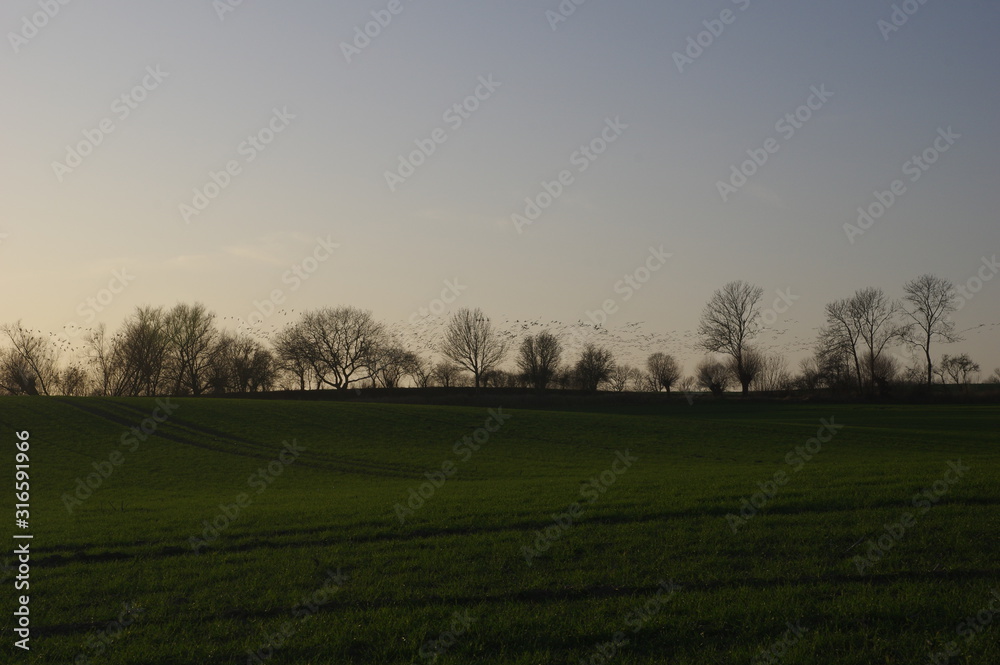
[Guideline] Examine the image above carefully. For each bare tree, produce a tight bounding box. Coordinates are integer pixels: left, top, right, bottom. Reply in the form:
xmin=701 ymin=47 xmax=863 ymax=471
xmin=865 ymin=352 xmax=900 ymax=394
xmin=82 ymin=309 xmax=169 ymax=396
xmin=937 ymin=353 xmax=980 ymax=388
xmin=432 ymin=362 xmax=462 ymax=388
xmin=483 ymin=368 xmax=523 ymax=389
xmin=696 ymin=358 xmax=731 ymax=397
xmin=819 ymin=288 xmax=905 ymax=396
xmin=206 ymin=333 xmax=234 ymax=393
xmin=795 ymin=357 xmax=822 ymax=391
xmin=115 ymin=306 xmax=171 ymax=396
xmin=698 ymin=280 xmax=764 ymax=396
xmin=0 ymin=322 xmax=60 ymax=395
xmin=986 ymin=368 xmax=1000 ymax=385
xmin=273 ymin=325 xmax=314 ymax=391
xmin=240 ymin=342 xmax=277 ymax=393
xmin=517 ymin=331 xmax=562 ymax=390
xmin=635 ymin=372 xmax=658 ymax=393
xmin=0 ymin=349 xmax=43 ymax=395
xmin=552 ymin=365 xmax=576 ymax=390
xmin=371 ymin=345 xmax=420 ymax=388
xmin=898 ymin=362 xmax=926 ymax=386
xmin=853 ymin=288 xmax=908 ymax=397
xmin=755 ymin=352 xmax=792 ymax=392
xmin=440 ymin=308 xmax=509 ymax=390
xmin=646 ymin=352 xmax=681 ymax=393
xmin=608 ymin=364 xmax=639 ymax=392
xmin=819 ymin=298 xmax=865 ymax=394
xmin=164 ymin=302 xmax=220 ymax=395
xmin=0 ymin=350 xmax=32 ymax=395
xmin=211 ymin=333 xmax=277 ymax=393
xmin=85 ymin=323 xmax=119 ymax=396
xmin=902 ymin=274 xmax=961 ymax=386
xmin=813 ymin=325 xmax=859 ymax=392
xmin=58 ymin=365 xmax=91 ymax=396
xmin=575 ymin=344 xmax=615 ymax=392
xmin=282 ymin=306 xmax=386 ymax=390
xmin=729 ymin=345 xmax=764 ymax=393
xmin=409 ymin=356 xmax=434 ymax=388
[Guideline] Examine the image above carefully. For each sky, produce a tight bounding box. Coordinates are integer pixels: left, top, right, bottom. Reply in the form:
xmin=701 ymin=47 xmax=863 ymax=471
xmin=2 ymin=0 xmax=998 ymax=376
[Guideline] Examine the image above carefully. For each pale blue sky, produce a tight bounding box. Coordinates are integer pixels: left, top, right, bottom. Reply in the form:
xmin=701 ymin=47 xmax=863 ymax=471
xmin=2 ymin=0 xmax=998 ymax=374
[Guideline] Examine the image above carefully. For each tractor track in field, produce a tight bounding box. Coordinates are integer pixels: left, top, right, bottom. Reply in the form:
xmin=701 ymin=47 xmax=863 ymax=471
xmin=30 ymin=566 xmax=1000 ymax=639
xmin=51 ymin=397 xmax=422 ymax=478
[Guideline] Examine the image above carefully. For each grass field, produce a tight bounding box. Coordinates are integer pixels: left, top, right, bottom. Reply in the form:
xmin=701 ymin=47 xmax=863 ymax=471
xmin=1 ymin=396 xmax=998 ymax=664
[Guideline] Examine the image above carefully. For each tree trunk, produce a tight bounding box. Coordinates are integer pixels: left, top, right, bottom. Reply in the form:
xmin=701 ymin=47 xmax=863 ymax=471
xmin=851 ymin=352 xmax=863 ymax=396
xmin=925 ymin=344 xmax=933 ymax=387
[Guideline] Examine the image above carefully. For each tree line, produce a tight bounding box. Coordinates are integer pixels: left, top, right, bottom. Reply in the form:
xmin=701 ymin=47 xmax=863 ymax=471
xmin=1 ymin=275 xmax=997 ymax=397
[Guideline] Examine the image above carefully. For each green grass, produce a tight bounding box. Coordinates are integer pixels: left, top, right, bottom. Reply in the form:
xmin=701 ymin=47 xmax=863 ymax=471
xmin=1 ymin=397 xmax=998 ymax=664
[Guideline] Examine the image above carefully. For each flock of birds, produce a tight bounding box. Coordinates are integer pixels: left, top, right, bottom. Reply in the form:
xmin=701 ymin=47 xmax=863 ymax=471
xmin=16 ymin=314 xmax=1000 ymax=372
xmin=403 ymin=314 xmax=832 ymax=368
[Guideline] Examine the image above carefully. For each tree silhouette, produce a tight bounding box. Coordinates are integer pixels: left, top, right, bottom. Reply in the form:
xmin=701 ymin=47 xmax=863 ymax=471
xmin=646 ymin=352 xmax=681 ymax=393
xmin=517 ymin=331 xmax=562 ymax=391
xmin=902 ymin=274 xmax=961 ymax=386
xmin=440 ymin=308 xmax=509 ymax=390
xmin=698 ymin=280 xmax=763 ymax=397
